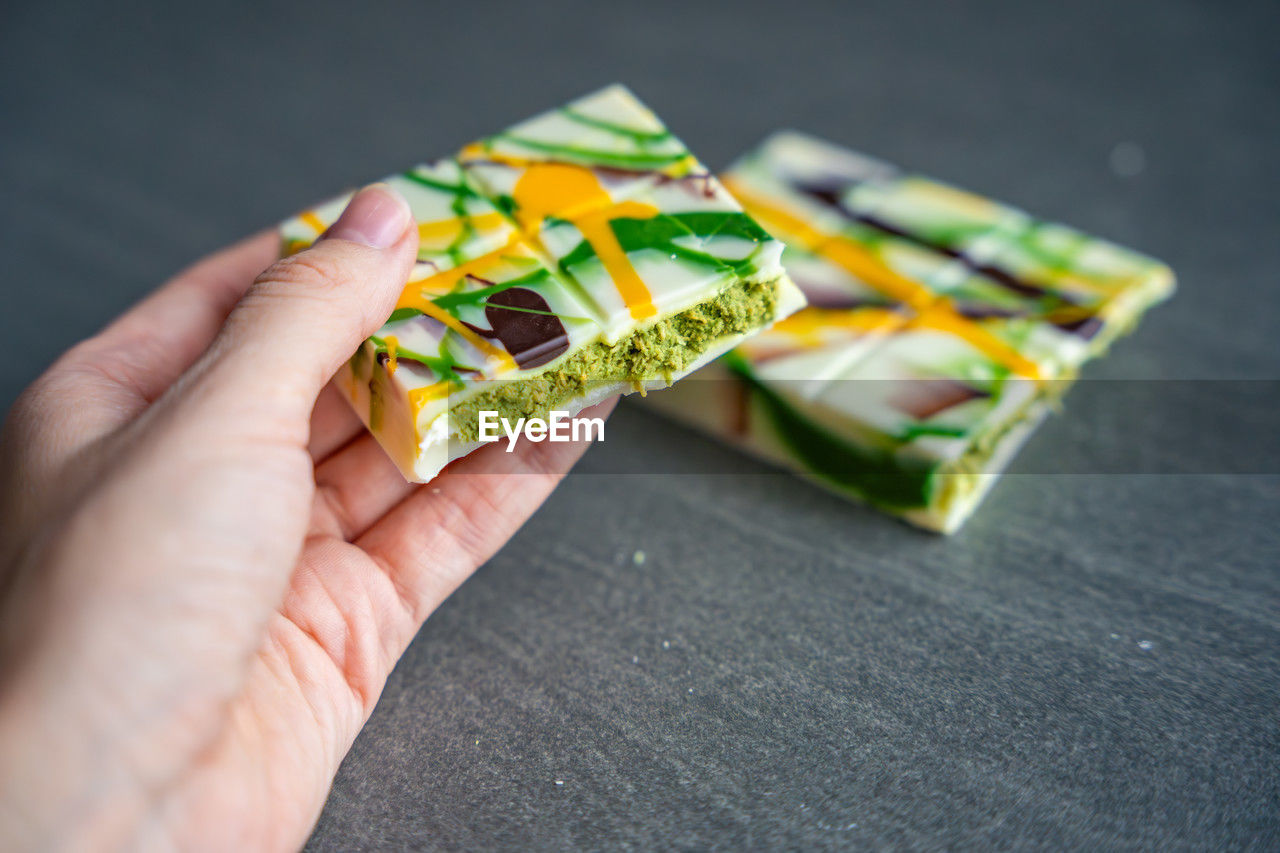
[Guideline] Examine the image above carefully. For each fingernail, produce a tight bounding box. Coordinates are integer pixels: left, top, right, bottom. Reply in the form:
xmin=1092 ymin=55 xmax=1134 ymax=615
xmin=322 ymin=183 xmax=412 ymax=248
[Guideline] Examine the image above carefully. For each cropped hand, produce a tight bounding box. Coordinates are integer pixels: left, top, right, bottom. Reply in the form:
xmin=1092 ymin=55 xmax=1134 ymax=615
xmin=0 ymin=185 xmax=612 ymax=849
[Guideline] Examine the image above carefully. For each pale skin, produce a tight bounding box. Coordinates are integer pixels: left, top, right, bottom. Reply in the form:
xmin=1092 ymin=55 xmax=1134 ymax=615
xmin=0 ymin=184 xmax=614 ymax=849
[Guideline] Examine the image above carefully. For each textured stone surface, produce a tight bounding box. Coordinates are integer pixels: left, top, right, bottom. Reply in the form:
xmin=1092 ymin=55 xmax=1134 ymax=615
xmin=1 ymin=0 xmax=1276 ymax=848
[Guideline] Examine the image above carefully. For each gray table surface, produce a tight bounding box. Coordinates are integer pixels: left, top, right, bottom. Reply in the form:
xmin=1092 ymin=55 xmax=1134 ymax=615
xmin=3 ymin=0 xmax=1277 ymax=848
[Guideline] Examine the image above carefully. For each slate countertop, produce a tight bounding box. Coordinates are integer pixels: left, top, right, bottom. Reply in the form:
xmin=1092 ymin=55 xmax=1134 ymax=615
xmin=2 ymin=0 xmax=1276 ymax=847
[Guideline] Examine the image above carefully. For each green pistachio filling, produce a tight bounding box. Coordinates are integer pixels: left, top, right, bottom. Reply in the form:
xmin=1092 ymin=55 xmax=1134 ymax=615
xmin=448 ymin=275 xmax=781 ymax=443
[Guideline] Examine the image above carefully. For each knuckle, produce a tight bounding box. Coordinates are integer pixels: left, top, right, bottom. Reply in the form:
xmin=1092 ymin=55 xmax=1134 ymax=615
xmin=255 ymin=250 xmax=353 ymax=298
xmin=59 ymin=334 xmax=114 ymax=368
xmin=56 ymin=333 xmax=166 ymax=402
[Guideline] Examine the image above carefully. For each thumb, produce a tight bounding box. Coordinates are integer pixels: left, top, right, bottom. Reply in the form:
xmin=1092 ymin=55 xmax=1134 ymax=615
xmin=177 ymin=183 xmax=418 ymax=433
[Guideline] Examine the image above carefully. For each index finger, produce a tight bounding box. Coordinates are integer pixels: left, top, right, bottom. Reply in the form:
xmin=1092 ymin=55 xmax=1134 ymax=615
xmin=75 ymin=229 xmax=282 ymax=406
xmin=3 ymin=229 xmax=282 ymax=517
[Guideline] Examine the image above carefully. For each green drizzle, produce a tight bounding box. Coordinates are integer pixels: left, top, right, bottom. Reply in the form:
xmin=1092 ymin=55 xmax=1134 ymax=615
xmin=724 ymin=351 xmax=937 ymax=509
xmin=401 ymin=169 xmax=481 ymax=198
xmin=383 ymin=267 xmax=585 ymax=327
xmin=430 ymin=268 xmax=552 ymax=310
xmin=443 ymin=184 xmax=475 ymax=267
xmin=898 ymin=423 xmax=971 ymax=441
xmin=369 ymin=334 xmax=472 ymax=391
xmin=559 ymin=107 xmax=673 ymax=143
xmin=386 ymin=307 xmax=425 ymax=324
xmin=557 ymin=211 xmax=770 ymax=276
xmin=486 ymin=133 xmax=689 ymax=169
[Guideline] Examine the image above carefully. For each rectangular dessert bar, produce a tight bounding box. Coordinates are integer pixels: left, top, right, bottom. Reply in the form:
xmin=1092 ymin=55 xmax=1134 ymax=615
xmin=280 ymin=87 xmax=805 ymax=481
xmin=647 ymin=132 xmax=1174 ymax=532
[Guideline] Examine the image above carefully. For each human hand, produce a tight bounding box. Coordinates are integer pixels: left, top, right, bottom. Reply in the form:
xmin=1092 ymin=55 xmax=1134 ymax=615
xmin=0 ymin=184 xmax=613 ymax=849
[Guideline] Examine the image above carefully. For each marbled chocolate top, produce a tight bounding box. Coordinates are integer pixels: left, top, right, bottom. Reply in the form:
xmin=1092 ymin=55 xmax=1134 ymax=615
xmin=280 ymin=86 xmax=787 ymax=426
xmin=723 ymin=131 xmax=1174 ymax=466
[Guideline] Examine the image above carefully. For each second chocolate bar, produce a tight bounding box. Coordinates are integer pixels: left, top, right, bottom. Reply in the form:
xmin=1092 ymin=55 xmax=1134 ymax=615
xmin=648 ymin=132 xmax=1174 ymax=532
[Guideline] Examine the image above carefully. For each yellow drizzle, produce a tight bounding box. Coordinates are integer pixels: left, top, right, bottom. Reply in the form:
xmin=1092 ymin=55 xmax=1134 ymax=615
xmin=722 ymin=176 xmax=1041 ymax=381
xmin=408 ymin=381 xmax=453 ymax=420
xmin=420 ymin=301 xmax=517 ymax=373
xmin=384 ymin=335 xmax=399 ymax=375
xmin=393 ymin=240 xmax=524 ymax=375
xmin=771 ymin=306 xmax=905 ymax=346
xmin=904 ymin=178 xmax=1003 ymax=219
xmin=910 ymin=308 xmax=1042 ymax=380
xmin=417 ymin=211 xmax=508 ymax=249
xmin=459 ymin=151 xmax=664 ymax=320
xmin=398 ymin=236 xmax=526 ymax=301
xmin=722 ymin=177 xmax=934 ymax=310
xmin=300 ymin=210 xmax=327 ymax=234
xmin=511 ymin=162 xmax=659 ymax=320
xmin=817 ymin=240 xmax=937 ymax=310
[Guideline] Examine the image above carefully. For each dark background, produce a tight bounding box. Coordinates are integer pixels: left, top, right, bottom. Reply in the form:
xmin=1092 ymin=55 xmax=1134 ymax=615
xmin=3 ymin=0 xmax=1278 ymax=848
